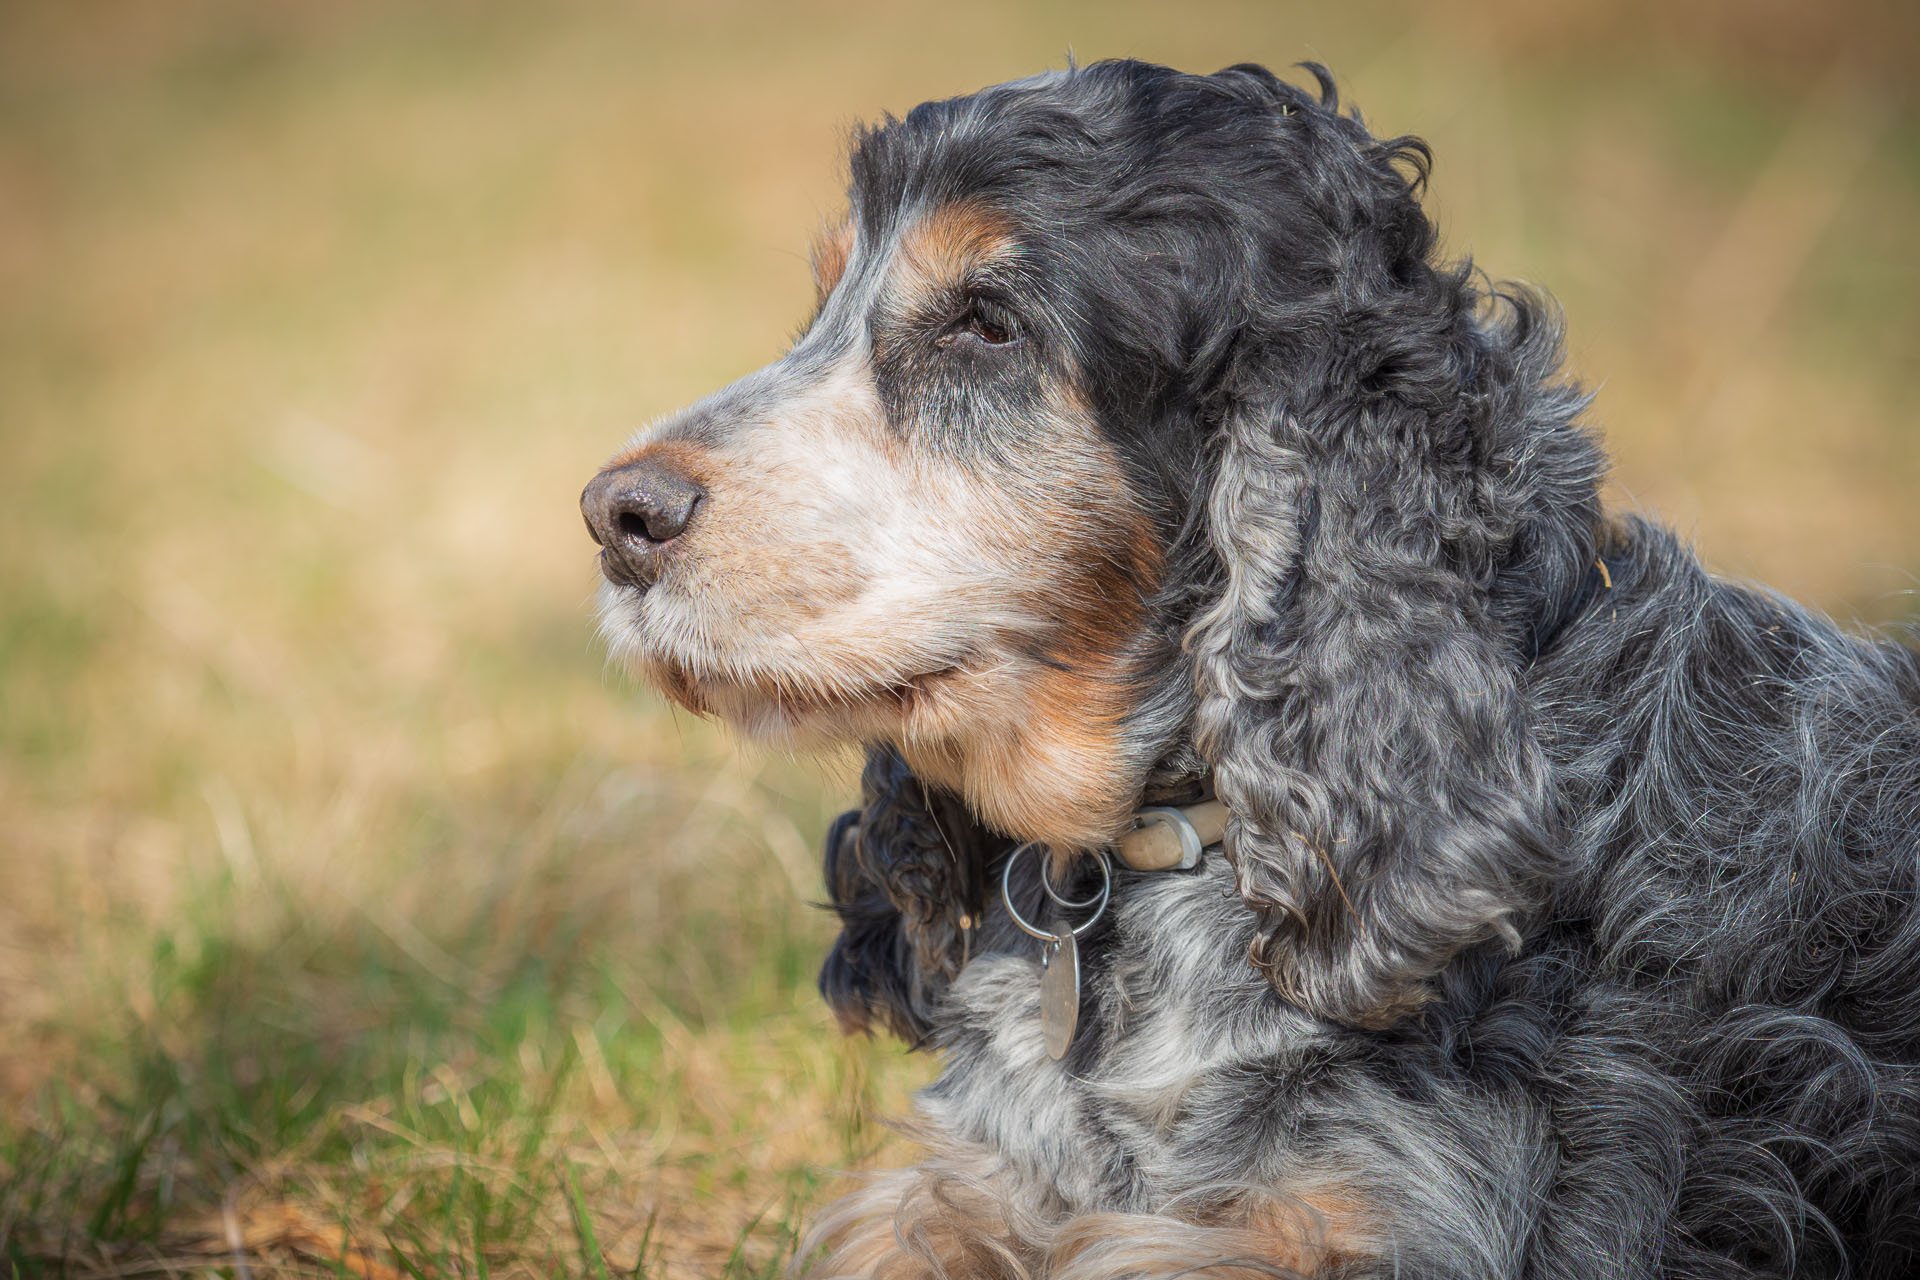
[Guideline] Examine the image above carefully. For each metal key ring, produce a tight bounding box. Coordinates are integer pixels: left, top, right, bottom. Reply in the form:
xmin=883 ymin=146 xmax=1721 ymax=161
xmin=1040 ymin=856 xmax=1107 ymax=911
xmin=1001 ymin=843 xmax=1112 ymax=942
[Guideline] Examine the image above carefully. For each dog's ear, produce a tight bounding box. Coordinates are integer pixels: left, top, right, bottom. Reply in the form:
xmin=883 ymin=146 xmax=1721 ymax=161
xmin=818 ymin=746 xmax=1001 ymax=1042
xmin=1186 ymin=67 xmax=1600 ymax=1029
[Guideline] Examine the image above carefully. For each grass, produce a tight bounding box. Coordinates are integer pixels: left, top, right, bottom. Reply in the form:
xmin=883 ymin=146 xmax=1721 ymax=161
xmin=1 ymin=740 xmax=924 ymax=1277
xmin=0 ymin=0 xmax=1915 ymax=1275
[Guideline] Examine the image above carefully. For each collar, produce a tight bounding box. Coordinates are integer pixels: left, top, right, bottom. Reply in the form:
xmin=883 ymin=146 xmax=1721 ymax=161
xmin=1114 ymin=797 xmax=1227 ymax=871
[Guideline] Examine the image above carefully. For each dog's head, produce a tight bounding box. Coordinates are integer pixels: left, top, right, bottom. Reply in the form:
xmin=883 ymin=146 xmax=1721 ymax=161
xmin=584 ymin=61 xmax=1606 ymax=1028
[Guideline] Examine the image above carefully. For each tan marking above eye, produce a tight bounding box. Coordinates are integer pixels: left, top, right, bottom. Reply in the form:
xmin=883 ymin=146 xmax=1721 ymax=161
xmin=811 ymin=219 xmax=854 ymax=305
xmin=895 ymin=201 xmax=1018 ymax=298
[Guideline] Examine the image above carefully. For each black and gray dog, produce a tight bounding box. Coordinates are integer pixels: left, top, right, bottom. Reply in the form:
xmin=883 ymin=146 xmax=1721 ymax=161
xmin=581 ymin=60 xmax=1920 ymax=1279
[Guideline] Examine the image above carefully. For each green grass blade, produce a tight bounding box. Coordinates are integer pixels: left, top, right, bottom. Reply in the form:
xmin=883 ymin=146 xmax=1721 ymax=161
xmin=561 ymin=1159 xmax=612 ymax=1280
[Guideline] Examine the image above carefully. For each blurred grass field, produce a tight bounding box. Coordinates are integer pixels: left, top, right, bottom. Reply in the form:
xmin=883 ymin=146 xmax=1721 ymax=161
xmin=0 ymin=1 xmax=1915 ymax=1275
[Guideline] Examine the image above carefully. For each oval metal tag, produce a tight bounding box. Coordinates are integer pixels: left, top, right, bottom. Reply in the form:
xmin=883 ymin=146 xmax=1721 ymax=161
xmin=1039 ymin=931 xmax=1080 ymax=1060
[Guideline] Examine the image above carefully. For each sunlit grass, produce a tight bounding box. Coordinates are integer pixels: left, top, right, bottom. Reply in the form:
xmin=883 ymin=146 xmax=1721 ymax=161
xmin=1 ymin=0 xmax=1914 ymax=1275
xmin=2 ymin=852 xmax=926 ymax=1277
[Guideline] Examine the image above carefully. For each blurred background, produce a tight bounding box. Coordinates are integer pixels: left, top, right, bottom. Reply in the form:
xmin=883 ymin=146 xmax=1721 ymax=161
xmin=1 ymin=1 xmax=1914 ymax=1275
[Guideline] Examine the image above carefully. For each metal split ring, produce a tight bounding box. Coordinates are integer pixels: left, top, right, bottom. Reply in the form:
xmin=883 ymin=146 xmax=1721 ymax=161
xmin=1001 ymin=843 xmax=1112 ymax=942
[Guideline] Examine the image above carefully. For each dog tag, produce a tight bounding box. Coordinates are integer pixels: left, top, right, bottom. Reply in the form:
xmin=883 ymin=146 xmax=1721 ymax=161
xmin=1039 ymin=931 xmax=1079 ymax=1059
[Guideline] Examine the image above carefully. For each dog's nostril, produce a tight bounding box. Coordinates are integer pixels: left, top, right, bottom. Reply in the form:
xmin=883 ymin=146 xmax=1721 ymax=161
xmin=616 ymin=510 xmax=653 ymax=543
xmin=613 ymin=486 xmax=700 ymax=544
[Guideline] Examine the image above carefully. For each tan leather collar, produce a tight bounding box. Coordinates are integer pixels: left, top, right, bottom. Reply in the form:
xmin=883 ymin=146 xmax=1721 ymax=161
xmin=1113 ymin=798 xmax=1228 ymax=871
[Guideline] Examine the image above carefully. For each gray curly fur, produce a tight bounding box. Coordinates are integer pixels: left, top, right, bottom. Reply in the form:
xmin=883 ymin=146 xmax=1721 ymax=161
xmin=1176 ymin=69 xmax=1604 ymax=1029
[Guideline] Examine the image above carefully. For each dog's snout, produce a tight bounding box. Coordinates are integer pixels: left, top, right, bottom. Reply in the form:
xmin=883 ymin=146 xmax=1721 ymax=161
xmin=581 ymin=457 xmax=706 ymax=584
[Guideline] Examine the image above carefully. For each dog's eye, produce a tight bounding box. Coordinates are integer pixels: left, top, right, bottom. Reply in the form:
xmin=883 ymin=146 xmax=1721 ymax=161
xmin=958 ymin=299 xmax=1016 ymax=346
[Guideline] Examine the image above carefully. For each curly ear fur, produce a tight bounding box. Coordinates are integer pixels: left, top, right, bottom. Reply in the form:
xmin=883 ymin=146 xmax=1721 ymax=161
xmin=819 ymin=747 xmax=1008 ymax=1042
xmin=1186 ymin=66 xmax=1606 ymax=1028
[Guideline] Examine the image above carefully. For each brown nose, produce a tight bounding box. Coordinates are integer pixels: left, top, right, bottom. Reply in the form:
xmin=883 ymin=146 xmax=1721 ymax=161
xmin=580 ymin=457 xmax=706 ymax=585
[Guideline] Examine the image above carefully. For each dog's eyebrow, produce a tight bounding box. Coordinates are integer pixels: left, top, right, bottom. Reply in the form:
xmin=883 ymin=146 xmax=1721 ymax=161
xmin=810 ymin=218 xmax=855 ymax=306
xmin=894 ymin=201 xmax=1018 ymax=295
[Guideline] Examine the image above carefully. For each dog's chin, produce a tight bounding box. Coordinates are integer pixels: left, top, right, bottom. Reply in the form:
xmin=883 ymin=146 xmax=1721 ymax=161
xmin=637 ymin=656 xmax=971 ymax=750
xmin=598 ymin=579 xmax=985 ymax=746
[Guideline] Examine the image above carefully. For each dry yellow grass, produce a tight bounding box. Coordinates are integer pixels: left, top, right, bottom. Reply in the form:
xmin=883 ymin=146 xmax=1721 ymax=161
xmin=1 ymin=1 xmax=1914 ymax=1275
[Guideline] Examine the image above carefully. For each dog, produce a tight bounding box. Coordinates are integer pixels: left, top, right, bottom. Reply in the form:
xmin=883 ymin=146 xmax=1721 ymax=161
xmin=581 ymin=60 xmax=1920 ymax=1279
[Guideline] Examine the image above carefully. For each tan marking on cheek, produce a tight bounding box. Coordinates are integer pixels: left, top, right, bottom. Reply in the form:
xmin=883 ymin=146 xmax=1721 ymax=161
xmin=897 ymin=499 xmax=1165 ymax=850
xmin=902 ymin=642 xmax=1144 ymax=853
xmin=902 ymin=463 xmax=1165 ymax=851
xmin=810 ymin=218 xmax=854 ymax=306
xmin=893 ymin=201 xmax=1017 ymax=303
